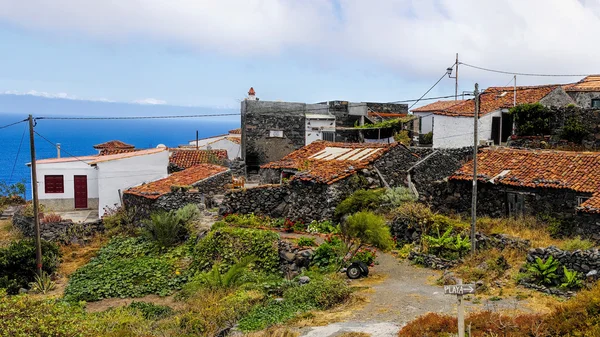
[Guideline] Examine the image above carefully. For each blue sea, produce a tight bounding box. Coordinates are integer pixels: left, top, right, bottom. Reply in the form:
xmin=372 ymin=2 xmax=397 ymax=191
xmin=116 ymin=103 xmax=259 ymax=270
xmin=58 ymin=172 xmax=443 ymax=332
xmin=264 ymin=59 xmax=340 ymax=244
xmin=0 ymin=113 xmax=239 ymax=199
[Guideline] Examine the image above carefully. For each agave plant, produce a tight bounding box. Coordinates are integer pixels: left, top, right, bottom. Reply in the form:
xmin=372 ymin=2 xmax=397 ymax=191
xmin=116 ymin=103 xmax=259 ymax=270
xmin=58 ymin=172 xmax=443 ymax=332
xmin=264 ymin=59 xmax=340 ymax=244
xmin=29 ymin=271 xmax=56 ymax=294
xmin=527 ymin=256 xmax=559 ymax=286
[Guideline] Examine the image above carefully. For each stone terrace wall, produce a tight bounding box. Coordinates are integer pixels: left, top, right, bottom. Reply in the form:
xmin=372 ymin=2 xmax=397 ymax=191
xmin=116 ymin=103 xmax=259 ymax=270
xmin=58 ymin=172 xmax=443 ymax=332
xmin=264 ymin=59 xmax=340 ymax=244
xmin=528 ymin=246 xmax=600 ymax=276
xmin=13 ymin=213 xmax=103 ymax=244
xmin=221 ymin=172 xmax=375 ymax=221
xmin=194 ymin=170 xmax=232 ymax=194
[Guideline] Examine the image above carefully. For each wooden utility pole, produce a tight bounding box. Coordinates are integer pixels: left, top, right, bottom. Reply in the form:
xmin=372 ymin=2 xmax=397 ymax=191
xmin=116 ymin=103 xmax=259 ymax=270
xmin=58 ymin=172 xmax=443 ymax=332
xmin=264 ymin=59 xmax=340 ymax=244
xmin=28 ymin=115 xmax=42 ymax=276
xmin=471 ymin=84 xmax=479 ymax=254
xmin=457 ymin=279 xmax=465 ymax=337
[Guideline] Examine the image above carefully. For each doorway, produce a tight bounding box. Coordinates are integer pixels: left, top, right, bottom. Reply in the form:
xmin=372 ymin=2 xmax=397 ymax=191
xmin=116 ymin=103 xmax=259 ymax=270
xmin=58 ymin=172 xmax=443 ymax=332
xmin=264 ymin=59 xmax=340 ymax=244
xmin=74 ymin=175 xmax=88 ymax=209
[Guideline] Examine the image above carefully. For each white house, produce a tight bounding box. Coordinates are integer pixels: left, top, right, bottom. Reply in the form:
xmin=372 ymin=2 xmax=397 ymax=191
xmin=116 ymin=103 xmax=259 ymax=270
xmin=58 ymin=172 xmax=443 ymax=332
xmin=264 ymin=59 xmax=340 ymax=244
xmin=305 ymin=113 xmax=336 ymax=144
xmin=31 ymin=148 xmax=168 ymax=217
xmin=411 ymin=100 xmax=466 ymax=137
xmin=430 ymin=85 xmax=574 ymax=148
xmin=185 ymin=128 xmax=242 ymax=160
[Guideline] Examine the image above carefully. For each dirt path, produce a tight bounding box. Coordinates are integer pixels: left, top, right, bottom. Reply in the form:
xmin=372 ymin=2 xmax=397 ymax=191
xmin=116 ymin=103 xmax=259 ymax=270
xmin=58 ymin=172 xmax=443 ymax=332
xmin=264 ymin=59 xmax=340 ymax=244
xmin=299 ymin=253 xmax=456 ymax=336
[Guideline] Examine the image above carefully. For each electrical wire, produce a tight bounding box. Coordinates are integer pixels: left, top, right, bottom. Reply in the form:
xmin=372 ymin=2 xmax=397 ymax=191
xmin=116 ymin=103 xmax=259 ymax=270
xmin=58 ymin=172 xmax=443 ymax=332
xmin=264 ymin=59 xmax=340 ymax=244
xmin=36 ymin=113 xmax=241 ymax=120
xmin=459 ymin=62 xmax=590 ymax=77
xmin=33 ymin=130 xmax=91 ymax=166
xmin=408 ymin=67 xmax=455 ymax=110
xmin=0 ymin=118 xmax=28 ymax=130
xmin=8 ymin=123 xmax=27 ymax=184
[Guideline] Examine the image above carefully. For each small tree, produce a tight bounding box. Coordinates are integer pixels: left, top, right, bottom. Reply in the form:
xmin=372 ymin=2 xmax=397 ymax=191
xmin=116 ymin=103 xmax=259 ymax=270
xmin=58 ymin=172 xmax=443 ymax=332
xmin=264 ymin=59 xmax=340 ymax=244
xmin=561 ymin=116 xmax=590 ymax=144
xmin=339 ymin=211 xmax=393 ymax=266
xmin=509 ymin=103 xmax=553 ymax=136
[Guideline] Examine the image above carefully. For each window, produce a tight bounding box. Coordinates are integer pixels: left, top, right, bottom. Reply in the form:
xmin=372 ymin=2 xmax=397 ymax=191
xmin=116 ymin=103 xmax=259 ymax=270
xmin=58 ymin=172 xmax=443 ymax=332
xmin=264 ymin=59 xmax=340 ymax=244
xmin=269 ymin=130 xmax=284 ymax=138
xmin=507 ymin=192 xmax=525 ymax=218
xmin=592 ymin=99 xmax=600 ymax=108
xmin=577 ymin=196 xmax=590 ymax=206
xmin=322 ymin=131 xmax=335 ymax=142
xmin=45 ymin=175 xmax=64 ymax=193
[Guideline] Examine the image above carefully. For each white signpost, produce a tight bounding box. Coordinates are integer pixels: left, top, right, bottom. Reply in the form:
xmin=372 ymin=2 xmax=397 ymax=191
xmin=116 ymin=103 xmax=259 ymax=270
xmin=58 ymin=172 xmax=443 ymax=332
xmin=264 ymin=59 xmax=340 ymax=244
xmin=444 ymin=281 xmax=476 ymax=337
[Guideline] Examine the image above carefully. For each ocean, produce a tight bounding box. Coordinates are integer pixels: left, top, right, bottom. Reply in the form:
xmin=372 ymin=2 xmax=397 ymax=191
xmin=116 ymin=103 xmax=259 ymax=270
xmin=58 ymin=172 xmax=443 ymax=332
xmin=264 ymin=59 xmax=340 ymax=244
xmin=0 ymin=113 xmax=240 ymax=199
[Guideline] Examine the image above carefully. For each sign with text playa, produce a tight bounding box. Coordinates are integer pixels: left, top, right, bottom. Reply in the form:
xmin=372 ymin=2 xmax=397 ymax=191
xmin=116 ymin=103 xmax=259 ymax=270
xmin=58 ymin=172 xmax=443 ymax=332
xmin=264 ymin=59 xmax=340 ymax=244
xmin=444 ymin=284 xmax=476 ymax=295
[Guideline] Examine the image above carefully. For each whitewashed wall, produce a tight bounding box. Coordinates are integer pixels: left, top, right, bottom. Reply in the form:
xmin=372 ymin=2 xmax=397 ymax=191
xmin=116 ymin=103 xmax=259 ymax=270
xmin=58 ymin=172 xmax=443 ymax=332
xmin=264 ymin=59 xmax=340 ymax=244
xmin=34 ymin=160 xmax=98 ymax=211
xmin=96 ymin=151 xmax=169 ymax=215
xmin=414 ymin=112 xmax=434 ymax=134
xmin=305 ymin=118 xmax=336 ymax=145
xmin=432 ymin=110 xmax=501 ymax=148
xmin=188 ymin=135 xmax=227 ymax=147
xmin=201 ymin=138 xmax=241 ymax=160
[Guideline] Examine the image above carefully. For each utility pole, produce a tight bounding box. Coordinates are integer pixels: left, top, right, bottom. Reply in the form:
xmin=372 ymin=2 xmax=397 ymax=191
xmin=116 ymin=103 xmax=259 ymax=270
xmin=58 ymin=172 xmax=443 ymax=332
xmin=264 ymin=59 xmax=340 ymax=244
xmin=471 ymin=84 xmax=479 ymax=255
xmin=513 ymin=75 xmax=517 ymax=107
xmin=28 ymin=115 xmax=42 ymax=276
xmin=457 ymin=279 xmax=465 ymax=337
xmin=455 ymin=53 xmax=459 ymax=101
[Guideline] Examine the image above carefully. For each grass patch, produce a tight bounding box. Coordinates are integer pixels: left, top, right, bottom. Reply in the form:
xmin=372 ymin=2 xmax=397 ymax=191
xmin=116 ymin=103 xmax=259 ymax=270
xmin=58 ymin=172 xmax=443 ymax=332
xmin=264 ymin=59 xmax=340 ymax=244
xmin=477 ymin=216 xmax=562 ymax=248
xmin=59 ymin=235 xmax=107 ymax=277
xmin=0 ymin=220 xmax=21 ymax=247
xmin=560 ymin=236 xmax=595 ymax=251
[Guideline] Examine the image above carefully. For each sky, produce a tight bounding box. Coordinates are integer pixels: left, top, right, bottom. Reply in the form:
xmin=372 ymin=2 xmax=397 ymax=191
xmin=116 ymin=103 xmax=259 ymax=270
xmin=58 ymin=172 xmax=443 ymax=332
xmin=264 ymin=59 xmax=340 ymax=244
xmin=0 ymin=0 xmax=600 ymax=110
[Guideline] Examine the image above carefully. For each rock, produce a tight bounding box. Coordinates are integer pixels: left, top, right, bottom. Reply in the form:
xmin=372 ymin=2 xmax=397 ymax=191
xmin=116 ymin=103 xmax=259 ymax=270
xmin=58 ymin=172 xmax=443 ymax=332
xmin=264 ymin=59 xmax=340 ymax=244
xmin=19 ymin=288 xmax=28 ymax=294
xmin=280 ymin=252 xmax=296 ymax=262
xmin=587 ymin=270 xmax=599 ymax=279
xmin=298 ymin=276 xmax=310 ymax=285
xmin=299 ymin=249 xmax=313 ymax=258
xmin=476 ymin=280 xmax=485 ymax=288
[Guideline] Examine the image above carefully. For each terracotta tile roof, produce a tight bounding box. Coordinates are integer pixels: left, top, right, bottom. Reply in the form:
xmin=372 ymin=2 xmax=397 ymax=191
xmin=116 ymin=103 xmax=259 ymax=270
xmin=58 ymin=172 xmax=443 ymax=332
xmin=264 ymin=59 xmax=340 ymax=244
xmin=368 ymin=112 xmax=408 ymax=118
xmin=169 ymin=149 xmax=228 ymax=169
xmin=411 ymin=100 xmax=466 ymax=112
xmin=124 ymin=164 xmax=228 ymax=199
xmin=563 ymin=75 xmax=600 ymax=92
xmin=99 ymin=148 xmax=138 ymax=156
xmin=261 ymin=141 xmax=413 ymax=184
xmin=225 ymin=137 xmax=241 ymax=145
xmin=89 ymin=148 xmax=167 ymax=164
xmin=36 ymin=155 xmax=99 ymax=165
xmin=434 ymin=86 xmax=559 ymax=117
xmin=229 ymin=128 xmax=242 ymax=134
xmin=93 ymin=140 xmax=135 ymax=150
xmin=450 ymin=147 xmax=600 ymax=213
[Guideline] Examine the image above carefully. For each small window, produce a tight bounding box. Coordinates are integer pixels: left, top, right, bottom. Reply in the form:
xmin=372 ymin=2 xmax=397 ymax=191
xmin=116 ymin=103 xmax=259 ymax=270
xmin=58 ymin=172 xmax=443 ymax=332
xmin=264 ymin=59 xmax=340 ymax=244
xmin=592 ymin=99 xmax=600 ymax=108
xmin=269 ymin=130 xmax=284 ymax=138
xmin=45 ymin=175 xmax=64 ymax=193
xmin=577 ymin=196 xmax=590 ymax=206
xmin=322 ymin=131 xmax=335 ymax=142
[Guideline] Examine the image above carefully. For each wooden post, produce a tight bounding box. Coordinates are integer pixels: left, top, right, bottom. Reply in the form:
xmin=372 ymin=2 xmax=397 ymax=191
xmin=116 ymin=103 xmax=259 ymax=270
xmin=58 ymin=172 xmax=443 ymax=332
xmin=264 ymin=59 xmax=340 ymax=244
xmin=457 ymin=279 xmax=465 ymax=337
xmin=471 ymin=84 xmax=479 ymax=255
xmin=28 ymin=115 xmax=42 ymax=276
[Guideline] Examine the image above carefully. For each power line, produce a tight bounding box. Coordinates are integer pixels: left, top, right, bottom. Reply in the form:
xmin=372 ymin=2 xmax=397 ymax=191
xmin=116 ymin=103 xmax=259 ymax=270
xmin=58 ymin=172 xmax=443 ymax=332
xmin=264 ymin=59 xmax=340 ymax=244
xmin=36 ymin=113 xmax=241 ymax=120
xmin=459 ymin=62 xmax=590 ymax=77
xmin=0 ymin=118 xmax=28 ymax=130
xmin=33 ymin=130 xmax=91 ymax=165
xmin=9 ymin=123 xmax=27 ymax=184
xmin=408 ymin=68 xmax=454 ymax=110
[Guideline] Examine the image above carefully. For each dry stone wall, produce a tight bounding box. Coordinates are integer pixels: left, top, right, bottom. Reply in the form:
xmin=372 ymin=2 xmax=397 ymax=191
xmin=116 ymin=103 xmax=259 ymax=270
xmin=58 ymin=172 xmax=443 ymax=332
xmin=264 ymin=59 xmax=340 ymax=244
xmin=12 ymin=213 xmax=103 ymax=244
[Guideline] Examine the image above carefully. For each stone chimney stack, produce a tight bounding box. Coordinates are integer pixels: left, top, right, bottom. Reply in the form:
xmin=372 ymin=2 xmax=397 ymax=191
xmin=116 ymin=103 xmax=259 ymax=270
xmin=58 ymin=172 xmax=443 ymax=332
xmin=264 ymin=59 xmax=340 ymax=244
xmin=247 ymin=87 xmax=257 ymax=101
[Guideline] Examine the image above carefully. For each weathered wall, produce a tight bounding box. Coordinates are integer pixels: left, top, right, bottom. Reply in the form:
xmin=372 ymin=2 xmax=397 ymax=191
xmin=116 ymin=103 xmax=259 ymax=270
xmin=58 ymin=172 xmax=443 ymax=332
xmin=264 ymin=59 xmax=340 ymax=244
xmin=540 ymin=87 xmax=576 ymax=107
xmin=528 ymin=246 xmax=600 ymax=276
xmin=13 ymin=213 xmax=103 ymax=244
xmin=567 ymin=91 xmax=600 ymax=108
xmin=373 ymin=145 xmax=420 ymax=187
xmin=194 ymin=170 xmax=231 ymax=195
xmin=221 ymin=173 xmax=375 ymax=221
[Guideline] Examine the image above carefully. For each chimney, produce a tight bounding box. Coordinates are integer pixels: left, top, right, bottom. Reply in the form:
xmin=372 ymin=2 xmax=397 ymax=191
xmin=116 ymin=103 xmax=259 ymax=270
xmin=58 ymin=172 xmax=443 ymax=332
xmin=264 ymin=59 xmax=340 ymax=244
xmin=56 ymin=143 xmax=61 ymax=158
xmin=247 ymin=87 xmax=257 ymax=101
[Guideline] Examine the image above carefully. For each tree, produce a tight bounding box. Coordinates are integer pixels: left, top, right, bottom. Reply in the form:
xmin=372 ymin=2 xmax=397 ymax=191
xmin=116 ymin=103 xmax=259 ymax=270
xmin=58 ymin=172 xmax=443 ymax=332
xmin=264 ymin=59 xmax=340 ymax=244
xmin=339 ymin=211 xmax=393 ymax=266
xmin=509 ymin=103 xmax=553 ymax=136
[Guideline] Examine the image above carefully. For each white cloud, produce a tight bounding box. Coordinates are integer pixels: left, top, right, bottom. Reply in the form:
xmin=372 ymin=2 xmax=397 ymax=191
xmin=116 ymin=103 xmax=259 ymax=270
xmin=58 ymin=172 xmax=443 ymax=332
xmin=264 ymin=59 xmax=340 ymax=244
xmin=133 ymin=98 xmax=167 ymax=105
xmin=2 ymin=0 xmax=600 ymax=85
xmin=2 ymin=89 xmax=115 ymax=102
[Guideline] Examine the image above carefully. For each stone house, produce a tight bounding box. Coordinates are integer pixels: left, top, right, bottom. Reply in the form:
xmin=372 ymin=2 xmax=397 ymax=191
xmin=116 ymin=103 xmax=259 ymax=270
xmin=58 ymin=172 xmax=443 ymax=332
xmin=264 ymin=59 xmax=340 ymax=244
xmin=430 ymin=85 xmax=574 ymax=148
xmin=30 ymin=148 xmax=169 ymax=218
xmin=168 ymin=148 xmax=228 ymax=173
xmin=240 ymin=87 xmax=410 ymax=172
xmin=434 ymin=147 xmax=600 ymax=238
xmin=222 ymin=141 xmax=422 ymax=221
xmin=123 ymin=163 xmax=231 ymax=218
xmin=564 ymin=75 xmax=600 ymax=108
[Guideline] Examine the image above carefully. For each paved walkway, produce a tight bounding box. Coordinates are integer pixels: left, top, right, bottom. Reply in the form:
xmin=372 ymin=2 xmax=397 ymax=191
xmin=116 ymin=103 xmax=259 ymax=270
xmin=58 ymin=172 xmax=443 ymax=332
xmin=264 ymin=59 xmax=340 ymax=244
xmin=56 ymin=210 xmax=99 ymax=223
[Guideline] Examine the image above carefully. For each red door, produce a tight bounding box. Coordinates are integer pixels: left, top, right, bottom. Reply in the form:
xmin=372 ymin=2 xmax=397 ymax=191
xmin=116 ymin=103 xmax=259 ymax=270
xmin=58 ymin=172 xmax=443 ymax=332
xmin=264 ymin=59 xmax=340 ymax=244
xmin=74 ymin=175 xmax=88 ymax=209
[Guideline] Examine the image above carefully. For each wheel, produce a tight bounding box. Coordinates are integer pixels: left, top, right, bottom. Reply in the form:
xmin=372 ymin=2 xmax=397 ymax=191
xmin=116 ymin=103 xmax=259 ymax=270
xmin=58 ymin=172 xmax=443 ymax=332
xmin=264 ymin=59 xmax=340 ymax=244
xmin=346 ymin=264 xmax=362 ymax=279
xmin=357 ymin=261 xmax=369 ymax=277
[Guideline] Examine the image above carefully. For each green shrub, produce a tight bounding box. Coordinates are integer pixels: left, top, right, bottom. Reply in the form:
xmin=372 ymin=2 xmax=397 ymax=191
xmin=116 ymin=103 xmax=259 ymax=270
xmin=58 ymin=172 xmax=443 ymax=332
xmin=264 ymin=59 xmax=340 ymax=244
xmin=561 ymin=116 xmax=590 ymax=143
xmin=306 ymin=220 xmax=338 ymax=234
xmin=64 ymin=237 xmax=186 ymax=302
xmin=296 ymin=237 xmax=316 ymax=247
xmin=283 ymin=274 xmax=351 ymax=309
xmin=144 ymin=210 xmax=189 ymax=248
xmin=0 ymin=239 xmax=61 ymax=294
xmin=526 ymin=256 xmax=559 ymax=286
xmin=394 ymin=130 xmax=411 ymax=145
xmin=102 ymin=205 xmax=139 ymax=235
xmin=510 ymin=103 xmax=554 ymax=136
xmin=392 ymin=202 xmax=434 ymax=237
xmin=354 ymin=247 xmax=377 ymax=265
xmin=335 ymin=189 xmax=385 ymax=216
xmin=237 ymin=299 xmax=312 ymax=332
xmin=380 ymin=186 xmax=416 ymax=208
xmin=560 ymin=236 xmax=594 ymax=251
xmin=311 ymin=239 xmax=345 ymax=270
xmin=197 ymin=256 xmax=256 ymax=289
xmin=127 ymin=301 xmax=173 ymax=320
xmin=193 ymin=227 xmax=280 ymax=274
xmin=540 ymin=213 xmax=573 ymax=238
xmin=342 ymin=211 xmax=394 ymax=252
xmin=421 ymin=131 xmax=433 ymax=145
xmin=176 ymin=204 xmax=202 ymax=224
